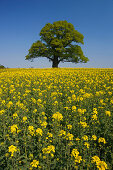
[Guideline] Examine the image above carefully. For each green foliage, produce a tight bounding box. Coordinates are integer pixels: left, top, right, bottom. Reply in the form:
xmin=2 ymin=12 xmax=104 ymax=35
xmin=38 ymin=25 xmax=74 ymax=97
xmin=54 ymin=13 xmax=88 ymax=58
xmin=0 ymin=64 xmax=5 ymax=69
xmin=25 ymin=21 xmax=89 ymax=67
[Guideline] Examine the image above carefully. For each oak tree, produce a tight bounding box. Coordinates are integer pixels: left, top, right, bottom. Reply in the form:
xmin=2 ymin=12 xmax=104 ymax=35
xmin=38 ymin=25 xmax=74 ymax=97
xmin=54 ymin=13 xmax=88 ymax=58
xmin=25 ymin=21 xmax=89 ymax=68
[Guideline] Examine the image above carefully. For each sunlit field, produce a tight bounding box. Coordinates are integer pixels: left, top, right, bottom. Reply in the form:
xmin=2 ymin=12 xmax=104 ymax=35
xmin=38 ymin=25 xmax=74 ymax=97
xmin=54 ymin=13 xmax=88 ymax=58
xmin=0 ymin=68 xmax=113 ymax=170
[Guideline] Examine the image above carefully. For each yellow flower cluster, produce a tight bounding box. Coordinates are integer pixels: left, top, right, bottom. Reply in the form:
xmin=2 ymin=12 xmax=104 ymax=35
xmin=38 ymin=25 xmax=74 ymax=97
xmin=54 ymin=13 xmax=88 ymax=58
xmin=84 ymin=142 xmax=90 ymax=148
xmin=82 ymin=135 xmax=88 ymax=141
xmin=80 ymin=121 xmax=87 ymax=128
xmin=52 ymin=112 xmax=63 ymax=121
xmin=13 ymin=112 xmax=18 ymax=118
xmin=0 ymin=110 xmax=5 ymax=115
xmin=58 ymin=130 xmax=74 ymax=141
xmin=78 ymin=108 xmax=86 ymax=115
xmin=98 ymin=137 xmax=106 ymax=144
xmin=72 ymin=106 xmax=76 ymax=112
xmin=10 ymin=124 xmax=19 ymax=134
xmin=66 ymin=133 xmax=74 ymax=140
xmin=58 ymin=130 xmax=66 ymax=136
xmin=7 ymin=101 xmax=13 ymax=108
xmin=91 ymin=108 xmax=98 ymax=121
xmin=105 ymin=111 xmax=111 ymax=116
xmin=91 ymin=135 xmax=97 ymax=140
xmin=30 ymin=160 xmax=39 ymax=167
xmin=40 ymin=121 xmax=47 ymax=128
xmin=71 ymin=148 xmax=82 ymax=166
xmin=47 ymin=132 xmax=53 ymax=138
xmin=42 ymin=145 xmax=55 ymax=157
xmin=67 ymin=124 xmax=72 ymax=129
xmin=36 ymin=128 xmax=43 ymax=136
xmin=28 ymin=126 xmax=35 ymax=136
xmin=92 ymin=156 xmax=108 ymax=170
xmin=23 ymin=116 xmax=27 ymax=122
xmin=8 ymin=145 xmax=18 ymax=157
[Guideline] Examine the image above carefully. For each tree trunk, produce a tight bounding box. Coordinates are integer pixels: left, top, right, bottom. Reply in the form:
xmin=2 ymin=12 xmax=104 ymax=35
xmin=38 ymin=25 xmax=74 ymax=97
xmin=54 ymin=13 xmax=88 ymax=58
xmin=52 ymin=55 xmax=59 ymax=68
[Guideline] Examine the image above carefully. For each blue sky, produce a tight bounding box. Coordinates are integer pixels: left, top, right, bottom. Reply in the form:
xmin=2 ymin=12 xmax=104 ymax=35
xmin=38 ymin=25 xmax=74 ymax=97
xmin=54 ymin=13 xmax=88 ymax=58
xmin=0 ymin=0 xmax=113 ymax=68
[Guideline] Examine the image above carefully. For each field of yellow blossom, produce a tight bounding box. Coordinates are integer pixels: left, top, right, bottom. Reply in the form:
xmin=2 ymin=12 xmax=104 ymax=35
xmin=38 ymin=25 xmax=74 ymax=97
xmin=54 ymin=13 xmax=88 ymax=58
xmin=0 ymin=68 xmax=113 ymax=169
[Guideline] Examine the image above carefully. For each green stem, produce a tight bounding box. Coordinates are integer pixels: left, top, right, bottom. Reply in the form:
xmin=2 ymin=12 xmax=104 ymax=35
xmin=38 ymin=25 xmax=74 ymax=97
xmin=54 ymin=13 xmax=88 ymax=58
xmin=24 ymin=126 xmax=27 ymax=161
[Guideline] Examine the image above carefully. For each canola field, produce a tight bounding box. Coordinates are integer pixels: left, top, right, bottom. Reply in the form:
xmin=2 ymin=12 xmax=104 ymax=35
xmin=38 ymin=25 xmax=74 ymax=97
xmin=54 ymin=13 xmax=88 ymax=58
xmin=0 ymin=68 xmax=113 ymax=170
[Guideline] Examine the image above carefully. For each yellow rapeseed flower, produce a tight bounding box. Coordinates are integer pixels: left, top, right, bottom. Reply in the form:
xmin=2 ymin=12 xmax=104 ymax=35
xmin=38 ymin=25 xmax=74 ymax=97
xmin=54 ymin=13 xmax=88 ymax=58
xmin=75 ymin=137 xmax=80 ymax=141
xmin=96 ymin=161 xmax=108 ymax=170
xmin=92 ymin=114 xmax=98 ymax=120
xmin=33 ymin=109 xmax=37 ymax=113
xmin=28 ymin=126 xmax=35 ymax=136
xmin=66 ymin=133 xmax=74 ymax=140
xmin=30 ymin=160 xmax=39 ymax=167
xmin=71 ymin=149 xmax=79 ymax=158
xmin=7 ymin=101 xmax=13 ymax=108
xmin=47 ymin=132 xmax=53 ymax=138
xmin=92 ymin=156 xmax=100 ymax=163
xmin=23 ymin=116 xmax=27 ymax=122
xmin=42 ymin=145 xmax=55 ymax=154
xmin=80 ymin=121 xmax=87 ymax=128
xmin=41 ymin=112 xmax=45 ymax=115
xmin=41 ymin=121 xmax=47 ymax=128
xmin=105 ymin=111 xmax=111 ymax=116
xmin=71 ymin=148 xmax=82 ymax=165
xmin=0 ymin=110 xmax=5 ymax=115
xmin=91 ymin=135 xmax=97 ymax=140
xmin=52 ymin=112 xmax=63 ymax=121
xmin=37 ymin=99 xmax=42 ymax=103
xmin=36 ymin=128 xmax=43 ymax=136
xmin=72 ymin=94 xmax=76 ymax=101
xmin=67 ymin=124 xmax=72 ymax=129
xmin=72 ymin=106 xmax=76 ymax=112
xmin=98 ymin=137 xmax=106 ymax=144
xmin=58 ymin=130 xmax=66 ymax=136
xmin=10 ymin=124 xmax=19 ymax=134
xmin=82 ymin=135 xmax=88 ymax=141
xmin=74 ymin=156 xmax=82 ymax=164
xmin=1 ymin=100 xmax=5 ymax=105
xmin=92 ymin=156 xmax=108 ymax=169
xmin=84 ymin=142 xmax=90 ymax=148
xmin=13 ymin=112 xmax=18 ymax=118
xmin=8 ymin=145 xmax=18 ymax=157
xmin=78 ymin=109 xmax=84 ymax=115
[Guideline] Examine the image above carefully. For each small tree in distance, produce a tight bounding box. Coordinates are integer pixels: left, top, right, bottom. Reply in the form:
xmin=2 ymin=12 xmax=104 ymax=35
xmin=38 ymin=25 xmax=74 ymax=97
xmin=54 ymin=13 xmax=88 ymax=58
xmin=0 ymin=64 xmax=5 ymax=69
xmin=25 ymin=20 xmax=89 ymax=68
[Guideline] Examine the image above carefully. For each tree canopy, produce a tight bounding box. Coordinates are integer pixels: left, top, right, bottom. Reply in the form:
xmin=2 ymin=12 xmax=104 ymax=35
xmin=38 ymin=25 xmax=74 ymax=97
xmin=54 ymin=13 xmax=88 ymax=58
xmin=0 ymin=64 xmax=5 ymax=69
xmin=25 ymin=20 xmax=89 ymax=67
